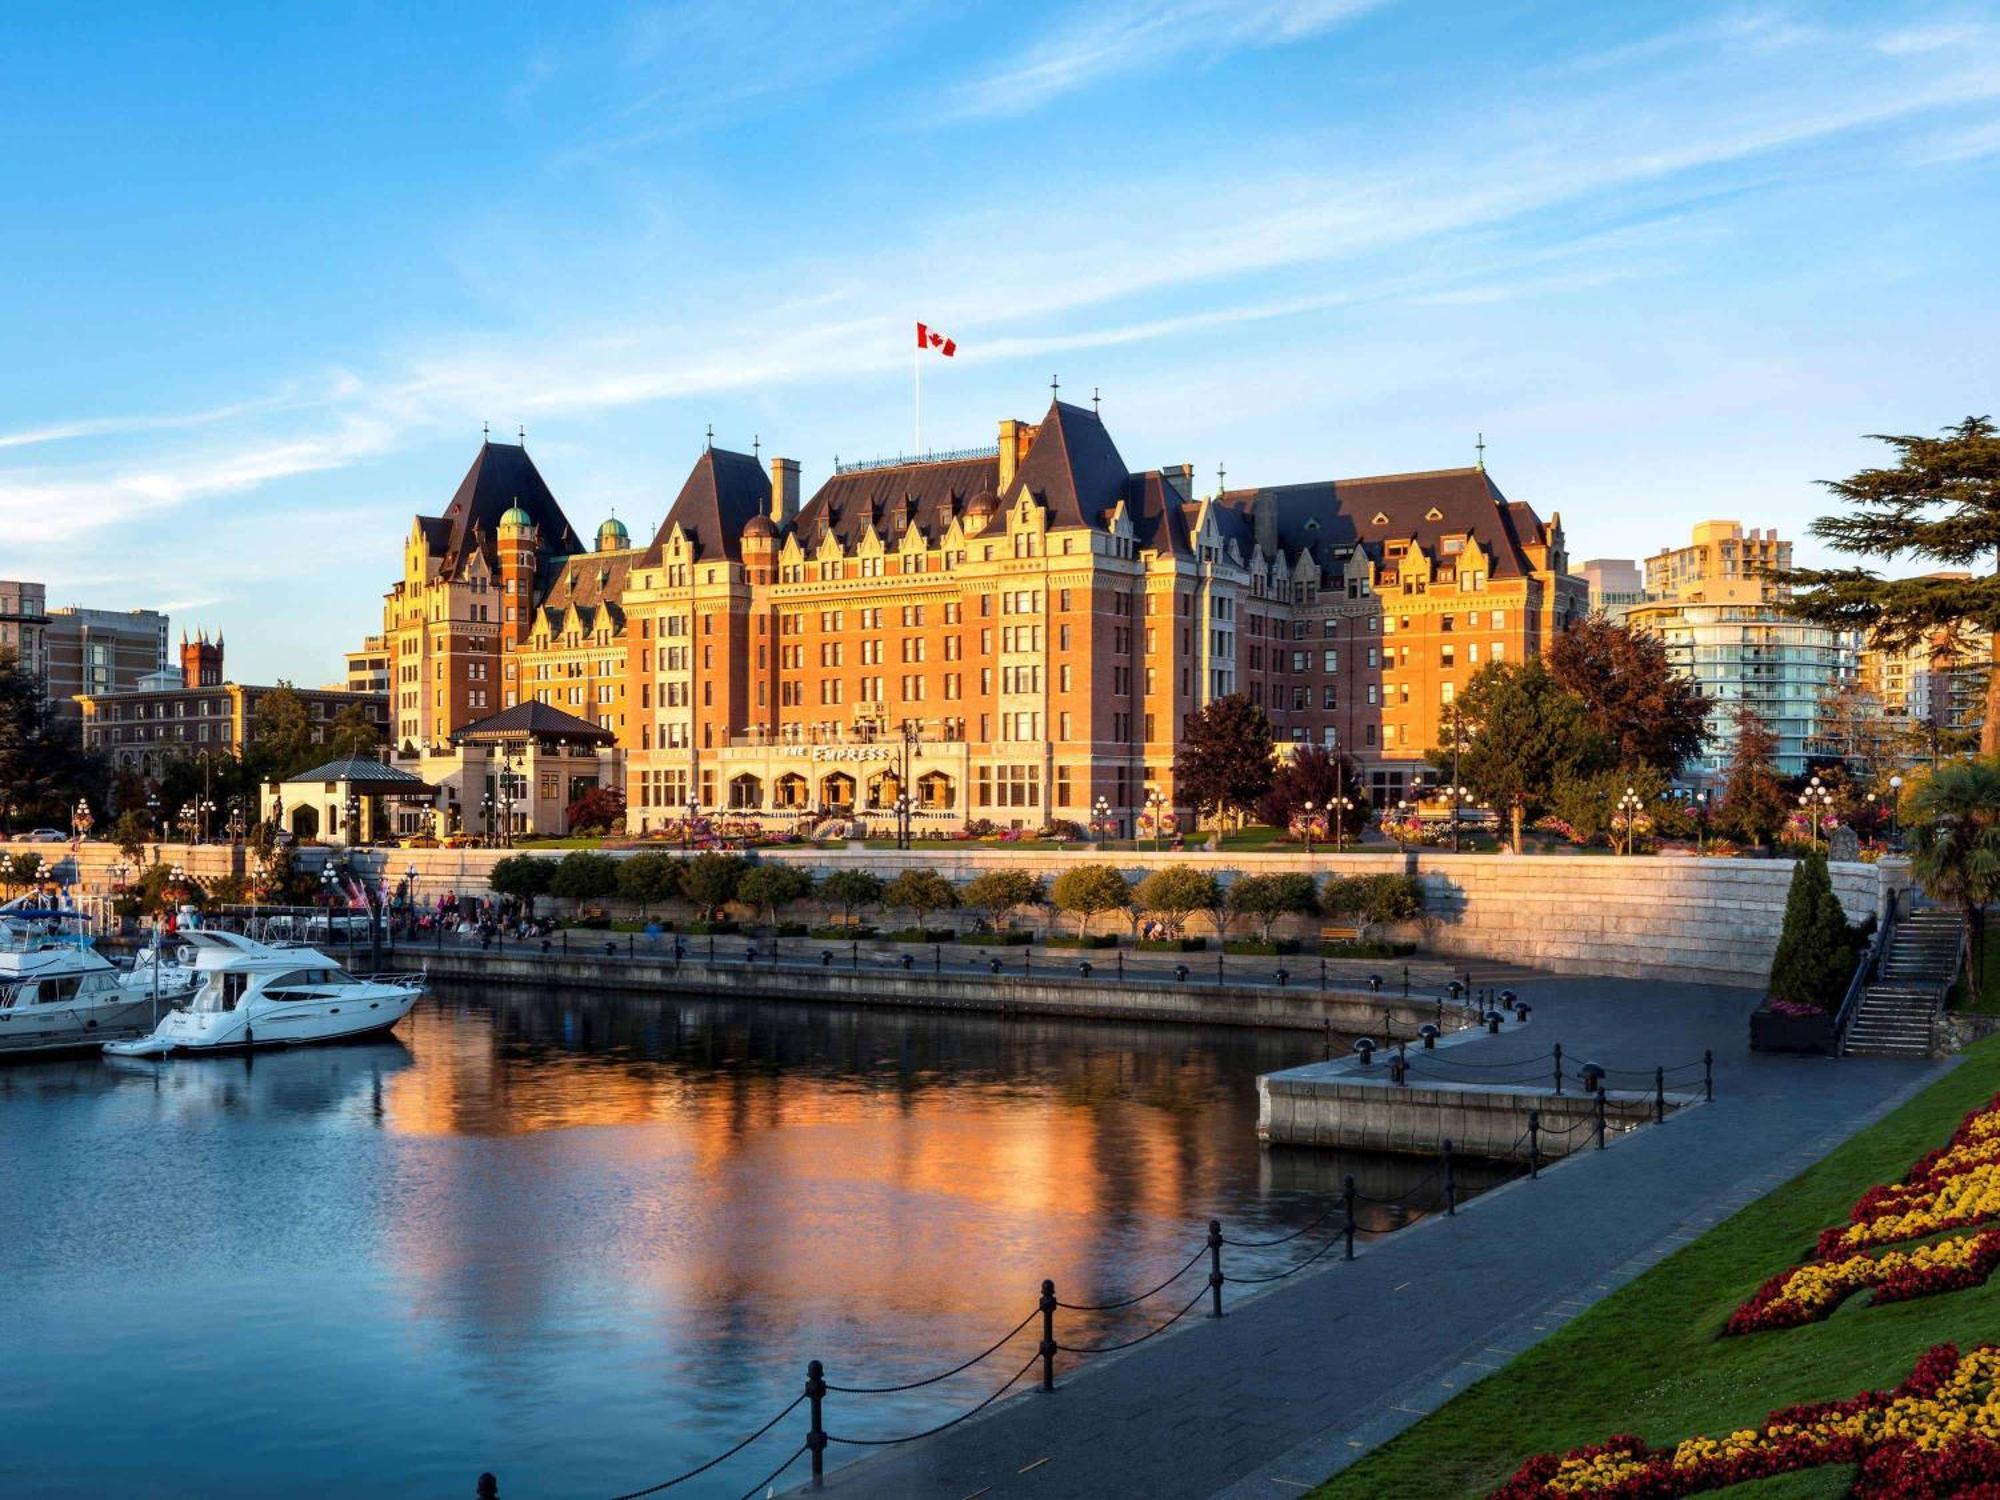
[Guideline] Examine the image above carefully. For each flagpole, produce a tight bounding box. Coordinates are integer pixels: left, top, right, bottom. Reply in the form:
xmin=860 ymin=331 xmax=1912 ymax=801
xmin=913 ymin=332 xmax=921 ymax=458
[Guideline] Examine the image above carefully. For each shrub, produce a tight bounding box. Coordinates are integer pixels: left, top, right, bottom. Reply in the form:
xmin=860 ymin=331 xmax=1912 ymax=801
xmin=1228 ymin=872 xmax=1318 ymax=942
xmin=1224 ymin=938 xmax=1303 ymax=956
xmin=1049 ymin=863 xmax=1132 ymax=937
xmin=1043 ymin=933 xmax=1120 ymax=949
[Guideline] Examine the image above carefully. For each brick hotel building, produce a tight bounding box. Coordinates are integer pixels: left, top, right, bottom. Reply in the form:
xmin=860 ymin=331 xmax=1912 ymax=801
xmin=383 ymin=398 xmax=1585 ymax=834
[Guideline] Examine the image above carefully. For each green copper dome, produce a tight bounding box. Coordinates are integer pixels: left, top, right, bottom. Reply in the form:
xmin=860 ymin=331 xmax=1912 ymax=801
xmin=596 ymin=515 xmax=631 ymax=552
xmin=499 ymin=504 xmax=534 ymax=530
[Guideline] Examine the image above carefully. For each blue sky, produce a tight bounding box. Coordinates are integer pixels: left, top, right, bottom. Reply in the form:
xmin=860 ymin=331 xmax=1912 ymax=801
xmin=5 ymin=0 xmax=1999 ymax=683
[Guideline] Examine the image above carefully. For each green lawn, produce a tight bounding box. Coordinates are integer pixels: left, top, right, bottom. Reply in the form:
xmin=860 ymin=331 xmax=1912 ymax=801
xmin=1314 ymin=1036 xmax=2000 ymax=1499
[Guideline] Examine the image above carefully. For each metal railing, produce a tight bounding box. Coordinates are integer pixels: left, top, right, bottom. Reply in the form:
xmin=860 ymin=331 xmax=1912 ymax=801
xmin=833 ymin=444 xmax=999 ymax=474
xmin=1834 ymin=887 xmax=1898 ymax=1052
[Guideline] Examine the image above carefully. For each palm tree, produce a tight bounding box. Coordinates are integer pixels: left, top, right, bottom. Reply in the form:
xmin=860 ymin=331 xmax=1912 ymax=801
xmin=1905 ymin=758 xmax=2000 ymax=1001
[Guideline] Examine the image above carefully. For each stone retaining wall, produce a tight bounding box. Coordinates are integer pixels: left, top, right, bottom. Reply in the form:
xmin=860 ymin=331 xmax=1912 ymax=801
xmin=400 ymin=947 xmax=1467 ymax=1036
xmin=1257 ymin=1067 xmax=1674 ymax=1161
xmin=9 ymin=841 xmax=1894 ymax=991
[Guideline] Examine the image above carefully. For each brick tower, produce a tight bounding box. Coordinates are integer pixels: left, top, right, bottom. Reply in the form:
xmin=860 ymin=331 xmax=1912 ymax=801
xmin=180 ymin=629 xmax=223 ymax=688
xmin=497 ymin=502 xmax=539 ymax=651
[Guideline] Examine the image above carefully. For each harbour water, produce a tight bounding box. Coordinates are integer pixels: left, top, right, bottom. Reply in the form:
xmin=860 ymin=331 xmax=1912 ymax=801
xmin=0 ymin=986 xmax=1507 ymax=1497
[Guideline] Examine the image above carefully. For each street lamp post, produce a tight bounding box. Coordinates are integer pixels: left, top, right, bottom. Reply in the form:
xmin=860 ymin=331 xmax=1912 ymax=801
xmin=1615 ymin=784 xmax=1643 ymax=856
xmin=1888 ymin=774 xmax=1904 ymax=850
xmin=1301 ymin=800 xmax=1316 ymax=857
xmin=146 ymin=792 xmax=161 ymax=840
xmin=1798 ymin=775 xmax=1834 ymax=852
xmin=1393 ymin=798 xmax=1411 ymax=853
xmin=1143 ymin=788 xmax=1166 ymax=853
xmin=1330 ymin=793 xmax=1354 ymax=852
xmin=685 ymin=796 xmax=700 ymax=852
xmin=1091 ymin=795 xmax=1111 ymax=844
xmin=893 ymin=793 xmax=913 ymax=850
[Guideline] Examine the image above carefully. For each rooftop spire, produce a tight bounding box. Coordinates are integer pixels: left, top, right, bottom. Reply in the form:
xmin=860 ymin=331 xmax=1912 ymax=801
xmin=1050 ymin=373 xmax=1060 ymax=398
xmin=705 ymin=423 xmax=714 ymax=453
xmin=1475 ymin=432 xmax=1486 ymax=472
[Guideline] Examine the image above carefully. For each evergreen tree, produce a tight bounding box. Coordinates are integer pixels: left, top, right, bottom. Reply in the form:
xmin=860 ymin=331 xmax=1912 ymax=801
xmin=1782 ymin=416 xmax=2000 ymax=754
xmin=1547 ymin=616 xmax=1710 ymax=776
xmin=1766 ymin=850 xmax=1859 ymax=1011
xmin=1906 ymin=758 xmax=2000 ymax=1001
xmin=1173 ymin=695 xmax=1276 ymax=831
xmin=1714 ymin=705 xmax=1791 ymax=849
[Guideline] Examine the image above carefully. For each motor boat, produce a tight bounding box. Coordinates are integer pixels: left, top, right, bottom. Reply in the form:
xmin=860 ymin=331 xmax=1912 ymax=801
xmin=0 ymin=908 xmax=199 ymax=1057
xmin=102 ymin=930 xmax=425 ymax=1056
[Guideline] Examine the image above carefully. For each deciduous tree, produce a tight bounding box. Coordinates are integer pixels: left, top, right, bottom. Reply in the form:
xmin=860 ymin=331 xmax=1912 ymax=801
xmin=566 ymin=785 xmax=626 ymax=835
xmin=882 ymin=868 xmax=959 ymax=930
xmin=737 ymin=863 xmax=813 ymax=927
xmin=818 ymin=868 xmax=885 ymax=927
xmin=488 ymin=854 xmax=555 ymax=916
xmin=549 ymin=850 xmax=619 ymax=902
xmin=681 ymin=852 xmax=746 ymax=918
xmin=1227 ymin=872 xmax=1318 ymax=943
xmin=1255 ymin=742 xmax=1366 ymax=837
xmin=1174 ymin=695 xmax=1276 ymax=831
xmin=1133 ymin=865 xmax=1220 ymax=940
xmin=960 ymin=869 xmax=1045 ymax=934
xmin=1782 ymin=416 xmax=2000 ymax=754
xmin=1548 ymin=617 xmax=1710 ymax=776
xmin=1049 ymin=863 xmax=1131 ymax=937
xmin=1431 ymin=659 xmax=1610 ymax=851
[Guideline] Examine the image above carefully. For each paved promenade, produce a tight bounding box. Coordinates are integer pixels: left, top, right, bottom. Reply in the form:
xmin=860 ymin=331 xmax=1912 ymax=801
xmin=801 ymin=976 xmax=1949 ymax=1499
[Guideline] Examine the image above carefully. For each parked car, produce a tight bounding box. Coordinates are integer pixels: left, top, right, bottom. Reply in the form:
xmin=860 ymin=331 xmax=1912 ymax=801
xmin=23 ymin=828 xmax=67 ymax=843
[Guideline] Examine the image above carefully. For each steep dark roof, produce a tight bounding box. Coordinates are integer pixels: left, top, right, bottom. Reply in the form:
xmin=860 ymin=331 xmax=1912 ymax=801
xmin=536 ymin=549 xmax=637 ymax=630
xmin=451 ymin=701 xmax=617 ymax=745
xmin=1218 ymin=467 xmax=1544 ymax=579
xmin=794 ymin=454 xmax=999 ymax=551
xmin=435 ymin=443 xmax=582 ymax=572
xmin=1121 ymin=471 xmax=1194 ymax=556
xmin=1004 ymin=400 xmax=1129 ymax=528
xmin=644 ymin=448 xmax=771 ymax=564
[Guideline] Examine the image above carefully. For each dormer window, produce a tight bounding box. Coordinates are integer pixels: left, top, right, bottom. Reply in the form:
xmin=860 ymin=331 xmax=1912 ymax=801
xmin=1441 ymin=536 xmax=1464 ymax=555
xmin=1425 ymin=507 xmax=1444 ymax=522
xmin=1372 ymin=511 xmax=1389 ymax=525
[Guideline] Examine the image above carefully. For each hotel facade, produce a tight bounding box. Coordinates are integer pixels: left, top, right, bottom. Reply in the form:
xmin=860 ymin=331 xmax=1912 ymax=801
xmin=382 ymin=399 xmax=1586 ymax=835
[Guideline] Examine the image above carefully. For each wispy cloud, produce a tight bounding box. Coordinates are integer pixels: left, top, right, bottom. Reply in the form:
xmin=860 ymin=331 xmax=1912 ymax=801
xmin=949 ymin=0 xmax=1383 ymax=118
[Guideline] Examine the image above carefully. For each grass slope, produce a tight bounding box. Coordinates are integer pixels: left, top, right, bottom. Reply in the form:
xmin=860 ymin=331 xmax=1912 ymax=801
xmin=1314 ymin=1037 xmax=2000 ymax=1499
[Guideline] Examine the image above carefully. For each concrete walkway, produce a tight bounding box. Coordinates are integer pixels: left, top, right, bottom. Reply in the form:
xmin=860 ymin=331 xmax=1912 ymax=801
xmin=799 ymin=976 xmax=1950 ymax=1499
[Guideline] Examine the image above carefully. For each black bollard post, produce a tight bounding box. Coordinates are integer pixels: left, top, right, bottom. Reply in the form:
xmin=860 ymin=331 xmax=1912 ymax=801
xmin=851 ymin=939 xmax=859 ymax=971
xmin=1655 ymin=1065 xmax=1666 ymax=1124
xmin=1528 ymin=1110 xmax=1541 ymax=1179
xmin=708 ymin=934 xmax=716 ymax=966
xmin=1442 ymin=1138 xmax=1457 ymax=1215
xmin=935 ymin=943 xmax=942 ymax=974
xmin=1117 ymin=950 xmax=1124 ymax=982
xmin=562 ymin=929 xmax=568 ymax=954
xmin=1216 ymin=952 xmax=1225 ymax=987
xmin=1319 ymin=957 xmax=1327 ymax=991
xmin=628 ymin=933 xmax=634 ymax=959
xmin=1342 ymin=1176 xmax=1356 ymax=1260
xmin=805 ymin=1359 xmax=827 ymax=1487
xmin=477 ymin=1474 xmax=498 ymax=1500
xmin=1704 ymin=1048 xmax=1714 ymax=1102
xmin=1323 ymin=1017 xmax=1332 ymax=1061
xmin=1553 ymin=1042 xmax=1564 ymax=1095
xmin=1039 ymin=1280 xmax=1058 ymax=1392
xmin=1207 ymin=1219 xmax=1224 ymax=1318
xmin=1595 ymin=1087 xmax=1607 ymax=1150
xmin=1403 ymin=964 xmax=1410 ymax=998
xmin=1023 ymin=946 xmax=1030 ymax=977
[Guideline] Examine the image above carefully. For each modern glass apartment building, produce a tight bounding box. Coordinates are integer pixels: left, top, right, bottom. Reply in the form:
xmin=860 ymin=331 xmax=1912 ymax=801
xmin=1628 ymin=522 xmax=1856 ymax=781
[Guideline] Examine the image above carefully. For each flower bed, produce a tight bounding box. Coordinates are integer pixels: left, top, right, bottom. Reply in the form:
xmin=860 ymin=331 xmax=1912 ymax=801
xmin=1725 ymin=1229 xmax=2000 ymax=1333
xmin=1815 ymin=1094 xmax=2000 ymax=1256
xmin=1489 ymin=1343 xmax=2000 ymax=1496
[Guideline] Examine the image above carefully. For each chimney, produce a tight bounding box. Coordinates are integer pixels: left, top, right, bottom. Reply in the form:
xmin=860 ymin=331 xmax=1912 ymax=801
xmin=1164 ymin=464 xmax=1195 ymax=503
xmin=769 ymin=457 xmax=800 ymax=527
xmin=1253 ymin=489 xmax=1277 ymax=561
xmin=997 ymin=419 xmax=1021 ymax=493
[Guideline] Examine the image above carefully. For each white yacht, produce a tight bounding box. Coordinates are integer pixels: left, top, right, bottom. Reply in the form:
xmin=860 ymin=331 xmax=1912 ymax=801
xmin=103 ymin=931 xmax=425 ymax=1056
xmin=0 ymin=910 xmax=198 ymax=1057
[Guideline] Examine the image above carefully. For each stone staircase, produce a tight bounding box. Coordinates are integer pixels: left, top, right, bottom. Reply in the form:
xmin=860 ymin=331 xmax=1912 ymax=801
xmin=1843 ymin=906 xmax=1965 ymax=1059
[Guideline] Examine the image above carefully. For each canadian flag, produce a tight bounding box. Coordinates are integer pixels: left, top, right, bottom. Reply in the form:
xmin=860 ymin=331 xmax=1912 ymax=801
xmin=917 ymin=321 xmax=957 ymax=357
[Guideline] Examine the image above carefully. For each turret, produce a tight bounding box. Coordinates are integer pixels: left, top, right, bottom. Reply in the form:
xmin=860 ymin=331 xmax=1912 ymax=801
xmin=498 ymin=502 xmax=538 ymax=650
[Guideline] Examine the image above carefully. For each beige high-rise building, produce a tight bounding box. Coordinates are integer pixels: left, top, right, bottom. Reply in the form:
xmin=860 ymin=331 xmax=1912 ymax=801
xmin=1858 ymin=575 xmax=1990 ymax=746
xmin=1628 ymin=521 xmax=1854 ymax=779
